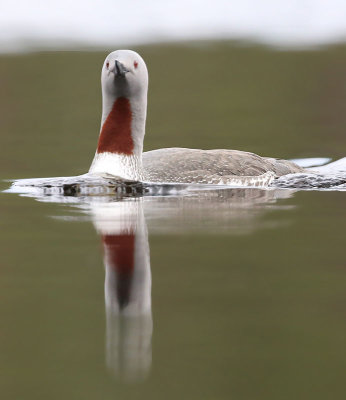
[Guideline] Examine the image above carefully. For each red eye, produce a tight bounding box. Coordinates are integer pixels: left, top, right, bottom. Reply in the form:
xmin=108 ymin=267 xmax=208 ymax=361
xmin=106 ymin=62 xmax=109 ymax=69
xmin=134 ymin=61 xmax=138 ymax=69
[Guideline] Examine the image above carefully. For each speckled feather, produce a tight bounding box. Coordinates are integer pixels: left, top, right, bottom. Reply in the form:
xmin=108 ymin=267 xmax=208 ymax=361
xmin=142 ymin=148 xmax=304 ymax=184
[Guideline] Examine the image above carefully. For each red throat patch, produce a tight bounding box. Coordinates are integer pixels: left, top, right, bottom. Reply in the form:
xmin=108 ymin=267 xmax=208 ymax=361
xmin=97 ymin=97 xmax=133 ymax=155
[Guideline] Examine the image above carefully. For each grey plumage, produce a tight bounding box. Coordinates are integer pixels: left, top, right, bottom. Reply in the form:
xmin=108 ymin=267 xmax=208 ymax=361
xmin=143 ymin=148 xmax=304 ymax=184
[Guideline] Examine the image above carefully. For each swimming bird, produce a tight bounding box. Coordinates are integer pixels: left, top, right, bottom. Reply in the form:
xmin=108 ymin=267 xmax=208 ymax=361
xmin=89 ymin=49 xmax=304 ymax=186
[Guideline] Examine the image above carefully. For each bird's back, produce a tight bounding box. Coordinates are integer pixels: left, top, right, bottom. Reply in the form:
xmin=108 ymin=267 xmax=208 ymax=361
xmin=142 ymin=148 xmax=304 ymax=184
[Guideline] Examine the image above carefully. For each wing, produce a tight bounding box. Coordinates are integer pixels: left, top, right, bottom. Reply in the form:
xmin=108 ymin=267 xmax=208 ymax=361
xmin=142 ymin=148 xmax=303 ymax=184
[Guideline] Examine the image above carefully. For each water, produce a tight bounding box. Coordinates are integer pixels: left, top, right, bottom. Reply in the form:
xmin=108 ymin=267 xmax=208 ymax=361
xmin=1 ymin=43 xmax=346 ymax=399
xmin=1 ymin=185 xmax=345 ymax=399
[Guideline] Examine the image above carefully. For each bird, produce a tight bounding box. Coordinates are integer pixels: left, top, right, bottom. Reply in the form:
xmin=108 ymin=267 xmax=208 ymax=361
xmin=88 ymin=49 xmax=304 ymax=186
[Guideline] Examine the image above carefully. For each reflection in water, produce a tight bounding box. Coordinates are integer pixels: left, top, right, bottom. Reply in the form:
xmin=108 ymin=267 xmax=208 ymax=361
xmin=6 ymin=184 xmax=300 ymax=381
xmin=143 ymin=187 xmax=295 ymax=234
xmin=85 ymin=188 xmax=296 ymax=381
xmin=92 ymin=200 xmax=152 ymax=382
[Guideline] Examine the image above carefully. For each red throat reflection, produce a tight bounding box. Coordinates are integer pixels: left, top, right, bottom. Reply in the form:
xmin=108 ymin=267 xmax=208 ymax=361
xmin=102 ymin=234 xmax=135 ymax=309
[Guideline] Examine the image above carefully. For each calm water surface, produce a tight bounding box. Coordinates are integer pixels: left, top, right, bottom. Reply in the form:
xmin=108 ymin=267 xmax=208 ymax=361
xmin=1 ymin=44 xmax=346 ymax=399
xmin=1 ymin=185 xmax=345 ymax=400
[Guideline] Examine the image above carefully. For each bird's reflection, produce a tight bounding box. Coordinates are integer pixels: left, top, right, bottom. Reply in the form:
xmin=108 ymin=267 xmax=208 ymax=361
xmin=88 ymin=187 xmax=295 ymax=381
xmin=7 ymin=182 xmax=298 ymax=382
xmin=92 ymin=200 xmax=152 ymax=382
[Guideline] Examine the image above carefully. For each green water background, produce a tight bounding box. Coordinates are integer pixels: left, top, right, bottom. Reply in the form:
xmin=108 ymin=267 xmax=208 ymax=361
xmin=0 ymin=42 xmax=345 ymax=399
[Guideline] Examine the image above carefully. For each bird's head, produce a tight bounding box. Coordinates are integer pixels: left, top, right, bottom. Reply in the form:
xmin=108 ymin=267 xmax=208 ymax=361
xmin=101 ymin=50 xmax=148 ymax=98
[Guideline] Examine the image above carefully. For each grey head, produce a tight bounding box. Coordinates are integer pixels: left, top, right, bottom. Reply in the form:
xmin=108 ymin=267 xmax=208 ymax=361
xmin=101 ymin=50 xmax=149 ymax=99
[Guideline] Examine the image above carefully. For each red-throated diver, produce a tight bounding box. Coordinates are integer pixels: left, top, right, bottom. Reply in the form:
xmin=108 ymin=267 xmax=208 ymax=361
xmin=88 ymin=49 xmax=304 ymax=186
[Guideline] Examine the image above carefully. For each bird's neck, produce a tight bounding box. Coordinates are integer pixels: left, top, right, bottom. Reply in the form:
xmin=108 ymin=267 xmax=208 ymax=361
xmin=89 ymin=94 xmax=147 ymax=181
